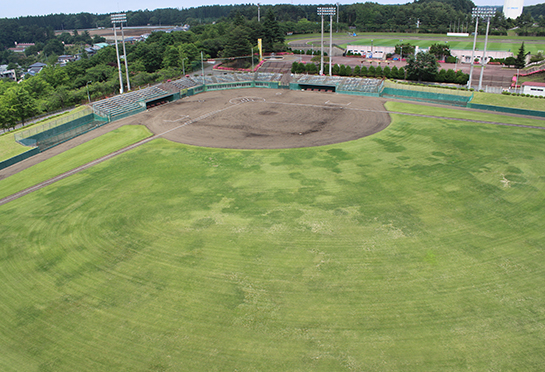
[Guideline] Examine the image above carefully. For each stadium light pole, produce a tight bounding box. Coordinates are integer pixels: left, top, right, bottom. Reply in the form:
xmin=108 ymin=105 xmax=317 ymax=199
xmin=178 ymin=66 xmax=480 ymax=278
xmin=467 ymin=8 xmax=480 ymax=90
xmin=319 ymin=10 xmax=324 ymax=75
xmin=336 ymin=2 xmax=339 ymax=33
xmin=120 ymin=18 xmax=131 ymax=91
xmin=477 ymin=8 xmax=495 ymax=91
xmin=329 ymin=12 xmax=334 ymax=76
xmin=317 ymin=7 xmax=336 ymax=76
xmin=111 ymin=13 xmax=127 ymax=94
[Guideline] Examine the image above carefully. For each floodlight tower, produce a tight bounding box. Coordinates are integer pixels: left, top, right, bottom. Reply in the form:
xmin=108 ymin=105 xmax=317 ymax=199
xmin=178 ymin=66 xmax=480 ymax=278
xmin=467 ymin=9 xmax=479 ymax=90
xmin=111 ymin=13 xmax=130 ymax=94
xmin=467 ymin=7 xmax=495 ymax=90
xmin=477 ymin=7 xmax=495 ymax=91
xmin=317 ymin=6 xmax=336 ymax=76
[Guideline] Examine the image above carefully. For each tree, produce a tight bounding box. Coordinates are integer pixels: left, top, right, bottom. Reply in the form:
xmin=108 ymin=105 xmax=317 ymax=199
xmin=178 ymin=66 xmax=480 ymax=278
xmin=2 ymin=85 xmax=38 ymax=126
xmin=391 ymin=65 xmax=399 ymax=79
xmin=43 ymin=38 xmax=64 ymax=57
xmin=262 ymin=9 xmax=284 ymax=52
xmin=223 ymin=26 xmax=251 ymax=58
xmin=405 ymin=51 xmax=439 ymax=82
xmin=429 ymin=43 xmax=451 ymax=60
xmin=395 ymin=43 xmax=415 ymax=58
xmin=515 ymin=42 xmax=526 ymax=69
xmin=504 ymin=56 xmax=517 ymax=67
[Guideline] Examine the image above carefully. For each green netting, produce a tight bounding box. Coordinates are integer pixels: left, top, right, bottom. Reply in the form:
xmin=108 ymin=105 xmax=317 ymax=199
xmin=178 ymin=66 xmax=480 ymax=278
xmin=466 ymin=103 xmax=545 ymax=118
xmin=15 ymin=107 xmax=93 ymax=143
xmin=18 ymin=114 xmax=110 ymax=152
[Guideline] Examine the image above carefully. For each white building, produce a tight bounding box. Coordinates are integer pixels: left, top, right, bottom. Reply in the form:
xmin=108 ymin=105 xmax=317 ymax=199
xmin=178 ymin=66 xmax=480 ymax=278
xmin=503 ymin=0 xmax=524 ymax=19
xmin=522 ymin=82 xmax=545 ymax=97
xmin=346 ymin=45 xmax=513 ymax=64
xmin=450 ymin=49 xmax=513 ymax=64
xmin=0 ymin=65 xmax=16 ymax=81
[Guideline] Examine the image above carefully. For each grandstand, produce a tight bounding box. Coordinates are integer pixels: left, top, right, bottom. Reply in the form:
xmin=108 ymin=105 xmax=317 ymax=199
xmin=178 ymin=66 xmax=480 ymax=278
xmin=291 ymin=75 xmax=383 ymax=95
xmin=92 ymin=85 xmax=175 ymax=120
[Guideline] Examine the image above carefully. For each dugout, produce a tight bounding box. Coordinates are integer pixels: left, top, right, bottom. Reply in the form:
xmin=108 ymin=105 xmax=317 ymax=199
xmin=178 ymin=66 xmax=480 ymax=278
xmin=291 ymin=83 xmax=336 ymax=93
xmin=145 ymin=93 xmax=178 ymax=109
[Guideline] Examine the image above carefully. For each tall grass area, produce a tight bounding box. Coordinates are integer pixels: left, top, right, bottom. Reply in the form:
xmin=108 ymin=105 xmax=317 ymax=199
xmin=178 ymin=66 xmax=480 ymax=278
xmin=0 ymin=111 xmax=544 ymax=371
xmin=0 ymin=125 xmax=152 ymax=199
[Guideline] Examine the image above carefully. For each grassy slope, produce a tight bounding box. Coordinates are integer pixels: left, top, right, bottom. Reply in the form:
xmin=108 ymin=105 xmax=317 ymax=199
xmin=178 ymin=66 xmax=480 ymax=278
xmin=0 ymin=108 xmax=544 ymax=371
xmin=470 ymin=91 xmax=545 ymax=110
xmin=520 ymin=71 xmax=545 ymax=84
xmin=386 ymin=101 xmax=545 ymax=124
xmin=0 ymin=125 xmax=152 ymax=200
xmin=0 ymin=106 xmax=89 ymax=162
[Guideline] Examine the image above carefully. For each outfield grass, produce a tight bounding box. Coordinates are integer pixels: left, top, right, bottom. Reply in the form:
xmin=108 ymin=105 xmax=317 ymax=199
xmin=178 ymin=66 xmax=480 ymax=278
xmin=0 ymin=125 xmax=152 ymax=200
xmin=386 ymin=101 xmax=545 ymax=125
xmin=1 ymin=105 xmax=544 ymax=371
xmin=0 ymin=106 xmax=90 ymax=162
xmin=470 ymin=91 xmax=545 ymax=111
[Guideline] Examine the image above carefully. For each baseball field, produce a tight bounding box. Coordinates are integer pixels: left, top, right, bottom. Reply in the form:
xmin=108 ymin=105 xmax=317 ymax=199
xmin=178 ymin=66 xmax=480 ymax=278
xmin=0 ymin=89 xmax=544 ymax=371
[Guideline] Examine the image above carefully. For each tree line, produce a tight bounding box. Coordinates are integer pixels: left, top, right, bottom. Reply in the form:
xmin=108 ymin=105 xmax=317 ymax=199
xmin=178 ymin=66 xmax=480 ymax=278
xmin=3 ymin=0 xmax=545 ymax=51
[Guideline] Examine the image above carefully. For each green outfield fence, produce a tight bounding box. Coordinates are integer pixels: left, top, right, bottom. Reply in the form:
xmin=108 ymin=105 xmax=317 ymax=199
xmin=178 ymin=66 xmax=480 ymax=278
xmin=0 ymin=148 xmax=40 ymax=171
xmin=466 ymin=103 xmax=545 ymax=118
xmin=381 ymin=81 xmax=473 ymax=106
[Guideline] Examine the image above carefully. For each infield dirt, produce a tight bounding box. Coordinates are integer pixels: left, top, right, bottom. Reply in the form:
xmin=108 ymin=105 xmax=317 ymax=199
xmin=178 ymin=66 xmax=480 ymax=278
xmin=139 ymin=88 xmax=390 ymax=149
